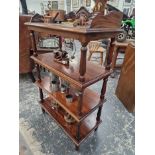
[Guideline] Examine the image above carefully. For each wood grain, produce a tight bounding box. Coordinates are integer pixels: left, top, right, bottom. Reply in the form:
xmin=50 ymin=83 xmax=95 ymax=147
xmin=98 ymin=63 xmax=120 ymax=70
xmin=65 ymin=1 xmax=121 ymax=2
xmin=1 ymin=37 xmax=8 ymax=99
xmin=115 ymin=43 xmax=135 ymax=112
xmin=40 ymin=97 xmax=101 ymax=146
xmin=31 ymin=53 xmax=112 ymax=90
xmin=90 ymin=11 xmax=123 ymax=28
xmin=25 ymin=22 xmax=122 ymax=44
xmin=36 ymin=76 xmax=104 ymax=122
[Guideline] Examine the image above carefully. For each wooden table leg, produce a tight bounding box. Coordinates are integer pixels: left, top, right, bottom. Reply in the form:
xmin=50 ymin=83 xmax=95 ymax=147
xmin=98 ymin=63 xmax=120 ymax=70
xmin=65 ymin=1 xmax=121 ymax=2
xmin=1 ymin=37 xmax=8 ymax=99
xmin=36 ymin=63 xmax=45 ymax=113
xmin=111 ymin=46 xmax=118 ymax=70
xmin=100 ymin=77 xmax=108 ymax=100
xmin=100 ymin=52 xmax=104 ymax=66
xmin=36 ymin=64 xmax=41 ymax=82
xmin=105 ymin=38 xmax=115 ymax=70
xmin=76 ymin=123 xmax=81 ymax=141
xmin=75 ymin=145 xmax=79 ymax=151
xmin=79 ymin=43 xmax=88 ymax=82
xmin=28 ymin=72 xmax=35 ymax=83
xmin=78 ymin=91 xmax=83 ymax=115
xmin=96 ymin=77 xmax=108 ymax=122
xmin=39 ymin=88 xmax=44 ymax=102
xmin=75 ymin=122 xmax=81 ymax=150
xmin=29 ymin=49 xmax=36 ymax=83
xmin=110 ymin=46 xmax=118 ymax=78
xmin=30 ymin=30 xmax=38 ymax=56
xmin=58 ymin=36 xmax=62 ymax=51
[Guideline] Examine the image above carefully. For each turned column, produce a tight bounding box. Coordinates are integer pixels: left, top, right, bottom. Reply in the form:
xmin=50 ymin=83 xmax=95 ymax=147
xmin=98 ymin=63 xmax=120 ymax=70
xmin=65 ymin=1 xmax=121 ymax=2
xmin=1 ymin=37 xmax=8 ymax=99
xmin=77 ymin=91 xmax=83 ymax=115
xmin=37 ymin=65 xmax=44 ymax=103
xmin=105 ymin=38 xmax=115 ymax=70
xmin=75 ymin=122 xmax=81 ymax=151
xmin=79 ymin=42 xmax=88 ymax=82
xmin=36 ymin=63 xmax=45 ymax=113
xmin=58 ymin=36 xmax=62 ymax=51
xmin=29 ymin=31 xmax=38 ymax=82
xmin=96 ymin=77 xmax=108 ymax=122
xmin=76 ymin=122 xmax=81 ymax=141
xmin=30 ymin=30 xmax=38 ymax=56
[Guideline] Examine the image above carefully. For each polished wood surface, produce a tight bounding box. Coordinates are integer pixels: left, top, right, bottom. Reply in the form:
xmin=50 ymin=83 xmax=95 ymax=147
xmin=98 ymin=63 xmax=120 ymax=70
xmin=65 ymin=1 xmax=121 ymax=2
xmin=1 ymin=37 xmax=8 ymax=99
xmin=79 ymin=45 xmax=87 ymax=82
xmin=25 ymin=14 xmax=122 ymax=149
xmin=25 ymin=22 xmax=122 ymax=44
xmin=115 ymin=43 xmax=135 ymax=112
xmin=31 ymin=53 xmax=112 ymax=89
xmin=40 ymin=97 xmax=101 ymax=146
xmin=36 ymin=76 xmax=104 ymax=122
xmin=90 ymin=11 xmax=123 ymax=28
xmin=25 ymin=21 xmax=122 ymax=82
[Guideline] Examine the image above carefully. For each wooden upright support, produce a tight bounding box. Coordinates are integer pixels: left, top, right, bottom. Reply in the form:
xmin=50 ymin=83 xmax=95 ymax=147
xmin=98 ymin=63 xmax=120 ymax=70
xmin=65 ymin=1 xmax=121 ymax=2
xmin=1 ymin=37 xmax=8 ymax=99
xmin=96 ymin=77 xmax=108 ymax=122
xmin=30 ymin=30 xmax=38 ymax=56
xmin=79 ymin=43 xmax=88 ymax=82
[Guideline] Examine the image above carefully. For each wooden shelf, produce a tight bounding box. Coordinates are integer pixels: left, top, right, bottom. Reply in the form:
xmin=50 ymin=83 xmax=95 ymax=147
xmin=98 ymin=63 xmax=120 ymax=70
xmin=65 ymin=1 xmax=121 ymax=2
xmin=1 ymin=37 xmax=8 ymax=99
xmin=31 ymin=53 xmax=111 ymax=89
xmin=36 ymin=76 xmax=104 ymax=122
xmin=40 ymin=97 xmax=101 ymax=146
xmin=25 ymin=12 xmax=119 ymax=148
xmin=25 ymin=22 xmax=122 ymax=35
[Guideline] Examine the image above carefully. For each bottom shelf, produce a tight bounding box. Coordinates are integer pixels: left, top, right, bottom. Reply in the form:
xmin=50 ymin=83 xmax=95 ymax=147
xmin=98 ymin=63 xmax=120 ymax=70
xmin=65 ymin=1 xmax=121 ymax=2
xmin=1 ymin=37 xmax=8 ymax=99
xmin=40 ymin=97 xmax=102 ymax=146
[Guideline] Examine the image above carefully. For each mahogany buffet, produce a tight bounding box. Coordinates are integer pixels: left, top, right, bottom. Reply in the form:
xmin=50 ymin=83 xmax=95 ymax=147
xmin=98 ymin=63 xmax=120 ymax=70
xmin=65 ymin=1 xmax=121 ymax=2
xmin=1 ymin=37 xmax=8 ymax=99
xmin=25 ymin=2 xmax=123 ymax=150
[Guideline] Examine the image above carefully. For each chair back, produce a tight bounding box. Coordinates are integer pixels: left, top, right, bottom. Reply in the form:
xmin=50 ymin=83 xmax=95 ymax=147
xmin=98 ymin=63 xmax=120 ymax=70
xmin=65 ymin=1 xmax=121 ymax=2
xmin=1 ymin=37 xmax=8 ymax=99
xmin=88 ymin=41 xmax=101 ymax=52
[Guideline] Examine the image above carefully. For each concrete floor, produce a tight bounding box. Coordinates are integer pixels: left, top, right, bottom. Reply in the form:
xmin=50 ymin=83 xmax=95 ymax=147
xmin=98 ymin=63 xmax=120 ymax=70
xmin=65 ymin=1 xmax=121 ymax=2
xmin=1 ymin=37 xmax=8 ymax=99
xmin=19 ymin=132 xmax=33 ymax=155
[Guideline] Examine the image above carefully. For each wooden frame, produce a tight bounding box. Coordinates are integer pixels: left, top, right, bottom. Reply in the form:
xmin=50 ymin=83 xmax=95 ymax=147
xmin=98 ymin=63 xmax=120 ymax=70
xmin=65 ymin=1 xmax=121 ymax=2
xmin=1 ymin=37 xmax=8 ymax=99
xmin=72 ymin=0 xmax=79 ymax=8
xmin=86 ymin=0 xmax=91 ymax=7
xmin=25 ymin=7 xmax=123 ymax=149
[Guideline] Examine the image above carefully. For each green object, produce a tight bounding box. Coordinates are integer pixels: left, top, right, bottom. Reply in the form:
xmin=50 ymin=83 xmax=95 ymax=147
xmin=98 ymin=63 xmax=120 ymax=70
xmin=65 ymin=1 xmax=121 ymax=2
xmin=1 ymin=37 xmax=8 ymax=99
xmin=122 ymin=18 xmax=135 ymax=29
xmin=116 ymin=17 xmax=135 ymax=42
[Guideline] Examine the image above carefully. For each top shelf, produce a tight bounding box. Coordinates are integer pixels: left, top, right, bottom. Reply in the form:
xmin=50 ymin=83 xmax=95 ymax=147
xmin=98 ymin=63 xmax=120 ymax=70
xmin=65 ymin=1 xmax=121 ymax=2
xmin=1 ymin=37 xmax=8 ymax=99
xmin=25 ymin=22 xmax=122 ymax=34
xmin=25 ymin=22 xmax=122 ymax=42
xmin=31 ymin=53 xmax=111 ymax=89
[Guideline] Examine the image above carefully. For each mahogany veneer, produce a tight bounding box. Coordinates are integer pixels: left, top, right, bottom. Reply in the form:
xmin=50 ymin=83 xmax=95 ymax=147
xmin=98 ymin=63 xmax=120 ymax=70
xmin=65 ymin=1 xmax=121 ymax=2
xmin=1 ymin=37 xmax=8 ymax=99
xmin=25 ymin=22 xmax=122 ymax=42
xmin=32 ymin=53 xmax=111 ymax=89
xmin=40 ymin=97 xmax=101 ymax=146
xmin=36 ymin=76 xmax=105 ymax=122
xmin=25 ymin=10 xmax=122 ymax=149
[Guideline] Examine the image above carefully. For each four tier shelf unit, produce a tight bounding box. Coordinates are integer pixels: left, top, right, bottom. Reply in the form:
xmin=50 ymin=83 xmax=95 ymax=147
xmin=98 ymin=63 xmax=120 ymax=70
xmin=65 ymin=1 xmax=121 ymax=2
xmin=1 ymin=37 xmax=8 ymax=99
xmin=25 ymin=20 xmax=122 ymax=150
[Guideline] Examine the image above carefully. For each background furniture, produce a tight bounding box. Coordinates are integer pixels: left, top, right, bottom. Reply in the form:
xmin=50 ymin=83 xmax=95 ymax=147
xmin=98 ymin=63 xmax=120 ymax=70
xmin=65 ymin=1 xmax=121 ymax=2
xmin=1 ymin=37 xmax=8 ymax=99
xmin=115 ymin=42 xmax=135 ymax=112
xmin=110 ymin=39 xmax=134 ymax=77
xmin=19 ymin=15 xmax=33 ymax=74
xmin=19 ymin=14 xmax=59 ymax=82
xmin=87 ymin=41 xmax=106 ymax=65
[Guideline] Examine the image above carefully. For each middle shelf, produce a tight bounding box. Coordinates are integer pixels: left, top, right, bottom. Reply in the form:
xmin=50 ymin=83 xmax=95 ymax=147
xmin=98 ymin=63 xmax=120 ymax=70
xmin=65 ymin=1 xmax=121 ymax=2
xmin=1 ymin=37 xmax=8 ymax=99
xmin=36 ymin=76 xmax=104 ymax=122
xmin=31 ymin=53 xmax=112 ymax=89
